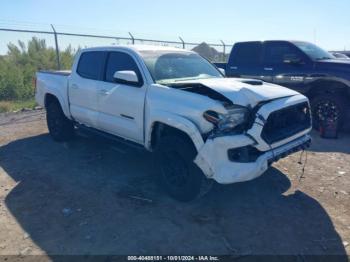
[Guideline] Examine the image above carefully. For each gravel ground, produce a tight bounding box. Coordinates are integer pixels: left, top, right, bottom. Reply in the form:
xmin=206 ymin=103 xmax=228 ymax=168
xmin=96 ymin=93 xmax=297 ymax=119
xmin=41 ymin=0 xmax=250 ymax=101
xmin=0 ymin=109 xmax=349 ymax=259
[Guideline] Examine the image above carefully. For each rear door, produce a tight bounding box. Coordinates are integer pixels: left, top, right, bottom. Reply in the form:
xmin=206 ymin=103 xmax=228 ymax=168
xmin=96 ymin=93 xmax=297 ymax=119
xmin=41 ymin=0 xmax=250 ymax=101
xmin=226 ymin=42 xmax=263 ymax=79
xmin=69 ymin=51 xmax=107 ymax=127
xmin=261 ymin=41 xmax=312 ymax=92
xmin=97 ymin=51 xmax=146 ymax=143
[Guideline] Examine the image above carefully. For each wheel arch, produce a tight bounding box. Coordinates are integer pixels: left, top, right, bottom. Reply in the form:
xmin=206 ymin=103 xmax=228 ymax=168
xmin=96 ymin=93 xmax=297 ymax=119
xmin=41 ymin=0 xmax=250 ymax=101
xmin=44 ymin=92 xmax=71 ymax=119
xmin=306 ymin=79 xmax=350 ymax=100
xmin=146 ymin=113 xmax=205 ymax=152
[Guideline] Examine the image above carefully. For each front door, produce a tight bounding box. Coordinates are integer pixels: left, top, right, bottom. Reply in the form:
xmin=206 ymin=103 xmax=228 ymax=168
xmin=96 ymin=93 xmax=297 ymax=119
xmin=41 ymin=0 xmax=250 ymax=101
xmin=261 ymin=41 xmax=311 ymax=93
xmin=97 ymin=51 xmax=146 ymax=143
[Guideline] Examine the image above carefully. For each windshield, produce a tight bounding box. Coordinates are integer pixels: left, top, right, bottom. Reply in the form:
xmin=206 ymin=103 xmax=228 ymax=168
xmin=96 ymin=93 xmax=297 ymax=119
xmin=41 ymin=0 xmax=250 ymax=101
xmin=293 ymin=41 xmax=335 ymax=61
xmin=139 ymin=50 xmax=223 ymax=84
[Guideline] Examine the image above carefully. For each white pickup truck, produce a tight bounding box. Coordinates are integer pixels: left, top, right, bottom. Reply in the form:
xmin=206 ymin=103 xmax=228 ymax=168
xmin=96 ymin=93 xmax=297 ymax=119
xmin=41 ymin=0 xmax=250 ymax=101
xmin=35 ymin=45 xmax=312 ymax=201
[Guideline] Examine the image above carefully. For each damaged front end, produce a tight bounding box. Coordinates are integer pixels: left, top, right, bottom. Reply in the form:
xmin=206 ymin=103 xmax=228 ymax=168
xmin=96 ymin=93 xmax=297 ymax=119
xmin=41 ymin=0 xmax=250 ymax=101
xmin=194 ymin=94 xmax=312 ymax=184
xmin=166 ymin=82 xmax=254 ymax=138
xmin=163 ymin=80 xmax=312 ymax=185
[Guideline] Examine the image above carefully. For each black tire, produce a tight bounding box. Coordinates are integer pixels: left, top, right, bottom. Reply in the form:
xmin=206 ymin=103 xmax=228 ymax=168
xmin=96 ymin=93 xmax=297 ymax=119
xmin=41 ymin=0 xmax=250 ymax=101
xmin=154 ymin=135 xmax=212 ymax=202
xmin=46 ymin=100 xmax=75 ymax=142
xmin=310 ymin=93 xmax=346 ymax=130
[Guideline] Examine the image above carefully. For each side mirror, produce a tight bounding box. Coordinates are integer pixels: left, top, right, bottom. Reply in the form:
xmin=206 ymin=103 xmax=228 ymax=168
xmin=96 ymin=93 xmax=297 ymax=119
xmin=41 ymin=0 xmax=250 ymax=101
xmin=113 ymin=70 xmax=140 ymax=86
xmin=283 ymin=55 xmax=303 ymax=65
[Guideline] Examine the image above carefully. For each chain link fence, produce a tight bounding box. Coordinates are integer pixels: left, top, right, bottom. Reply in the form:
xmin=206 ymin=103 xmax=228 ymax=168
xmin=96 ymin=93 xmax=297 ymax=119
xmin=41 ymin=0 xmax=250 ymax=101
xmin=0 ymin=25 xmax=233 ymax=70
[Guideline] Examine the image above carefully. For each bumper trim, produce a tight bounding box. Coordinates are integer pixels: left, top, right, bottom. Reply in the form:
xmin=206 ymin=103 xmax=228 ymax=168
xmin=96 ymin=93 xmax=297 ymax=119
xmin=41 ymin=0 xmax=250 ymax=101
xmin=266 ymin=135 xmax=311 ymax=165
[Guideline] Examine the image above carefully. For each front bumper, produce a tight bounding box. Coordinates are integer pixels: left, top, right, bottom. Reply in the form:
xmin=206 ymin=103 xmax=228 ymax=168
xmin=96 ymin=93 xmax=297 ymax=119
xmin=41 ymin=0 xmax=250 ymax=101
xmin=194 ymin=134 xmax=311 ymax=184
xmin=194 ymin=94 xmax=312 ymax=184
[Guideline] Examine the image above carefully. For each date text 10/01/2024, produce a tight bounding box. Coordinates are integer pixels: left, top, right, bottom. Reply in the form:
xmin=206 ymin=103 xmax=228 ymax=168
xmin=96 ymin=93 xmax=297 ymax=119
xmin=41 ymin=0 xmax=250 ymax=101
xmin=127 ymin=256 xmax=220 ymax=261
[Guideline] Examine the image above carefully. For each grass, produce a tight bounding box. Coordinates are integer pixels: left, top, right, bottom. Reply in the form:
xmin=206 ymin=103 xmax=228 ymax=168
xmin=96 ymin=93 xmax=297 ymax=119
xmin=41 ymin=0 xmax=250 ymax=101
xmin=0 ymin=98 xmax=37 ymax=113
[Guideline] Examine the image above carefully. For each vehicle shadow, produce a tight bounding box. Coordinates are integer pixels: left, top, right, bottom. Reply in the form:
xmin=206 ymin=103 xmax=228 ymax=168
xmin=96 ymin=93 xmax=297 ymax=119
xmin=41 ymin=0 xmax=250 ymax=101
xmin=0 ymin=134 xmax=347 ymax=259
xmin=309 ymin=130 xmax=350 ymax=154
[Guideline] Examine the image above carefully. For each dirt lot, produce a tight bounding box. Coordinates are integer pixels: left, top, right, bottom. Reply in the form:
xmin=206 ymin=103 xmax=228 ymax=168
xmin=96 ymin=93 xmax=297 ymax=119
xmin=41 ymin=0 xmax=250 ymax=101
xmin=0 ymin=109 xmax=349 ymax=258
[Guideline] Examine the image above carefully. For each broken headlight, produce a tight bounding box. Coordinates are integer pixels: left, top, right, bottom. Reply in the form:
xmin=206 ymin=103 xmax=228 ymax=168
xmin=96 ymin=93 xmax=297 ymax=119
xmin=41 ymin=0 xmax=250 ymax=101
xmin=203 ymin=107 xmax=249 ymax=133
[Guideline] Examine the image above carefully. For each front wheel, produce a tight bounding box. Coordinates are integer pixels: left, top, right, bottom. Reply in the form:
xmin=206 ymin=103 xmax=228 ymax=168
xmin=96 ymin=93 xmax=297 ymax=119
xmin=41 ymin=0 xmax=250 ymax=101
xmin=310 ymin=93 xmax=346 ymax=130
xmin=154 ymin=135 xmax=212 ymax=202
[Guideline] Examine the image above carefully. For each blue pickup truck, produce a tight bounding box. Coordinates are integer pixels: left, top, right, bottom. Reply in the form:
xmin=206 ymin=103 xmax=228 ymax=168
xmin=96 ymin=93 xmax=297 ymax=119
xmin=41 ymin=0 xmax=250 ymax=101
xmin=215 ymin=40 xmax=350 ymax=130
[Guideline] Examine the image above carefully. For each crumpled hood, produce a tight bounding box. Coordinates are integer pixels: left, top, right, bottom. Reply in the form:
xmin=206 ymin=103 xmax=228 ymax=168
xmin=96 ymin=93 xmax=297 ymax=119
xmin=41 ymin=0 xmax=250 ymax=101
xmin=177 ymin=78 xmax=300 ymax=107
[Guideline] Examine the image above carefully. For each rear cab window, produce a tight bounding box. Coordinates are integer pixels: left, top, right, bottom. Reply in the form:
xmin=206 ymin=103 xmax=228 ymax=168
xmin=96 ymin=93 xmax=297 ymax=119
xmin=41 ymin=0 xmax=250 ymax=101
xmin=229 ymin=42 xmax=263 ymax=65
xmin=77 ymin=51 xmax=107 ymax=80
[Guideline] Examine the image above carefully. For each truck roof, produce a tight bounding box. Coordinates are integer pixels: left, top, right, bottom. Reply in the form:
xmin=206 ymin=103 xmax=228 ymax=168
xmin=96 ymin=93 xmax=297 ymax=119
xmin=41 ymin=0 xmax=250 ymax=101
xmin=234 ymin=40 xmax=306 ymax=44
xmin=81 ymin=45 xmax=192 ymax=53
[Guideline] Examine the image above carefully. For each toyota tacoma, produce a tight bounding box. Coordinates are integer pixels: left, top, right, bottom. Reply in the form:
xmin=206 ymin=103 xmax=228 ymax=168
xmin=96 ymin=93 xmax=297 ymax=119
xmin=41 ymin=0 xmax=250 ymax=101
xmin=35 ymin=45 xmax=312 ymax=201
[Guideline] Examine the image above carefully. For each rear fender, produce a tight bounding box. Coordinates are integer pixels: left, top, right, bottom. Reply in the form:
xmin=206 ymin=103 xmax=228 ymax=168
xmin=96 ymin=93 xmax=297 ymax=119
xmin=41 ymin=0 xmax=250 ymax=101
xmin=45 ymin=92 xmax=71 ymax=119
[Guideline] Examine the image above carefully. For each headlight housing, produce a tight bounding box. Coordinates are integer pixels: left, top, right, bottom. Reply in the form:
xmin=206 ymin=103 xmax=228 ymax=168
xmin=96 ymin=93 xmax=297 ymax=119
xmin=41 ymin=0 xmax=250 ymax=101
xmin=203 ymin=107 xmax=250 ymax=133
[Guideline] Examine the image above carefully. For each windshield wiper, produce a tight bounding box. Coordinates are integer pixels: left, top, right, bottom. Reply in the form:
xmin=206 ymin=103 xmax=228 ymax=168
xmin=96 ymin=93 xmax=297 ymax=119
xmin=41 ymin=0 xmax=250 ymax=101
xmin=157 ymin=76 xmax=216 ymax=84
xmin=316 ymin=57 xmax=332 ymax=60
xmin=173 ymin=76 xmax=215 ymax=82
xmin=174 ymin=78 xmax=198 ymax=82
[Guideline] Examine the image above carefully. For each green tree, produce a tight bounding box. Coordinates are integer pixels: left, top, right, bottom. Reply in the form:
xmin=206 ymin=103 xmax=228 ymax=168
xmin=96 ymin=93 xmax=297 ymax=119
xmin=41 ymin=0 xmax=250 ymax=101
xmin=0 ymin=37 xmax=76 ymax=101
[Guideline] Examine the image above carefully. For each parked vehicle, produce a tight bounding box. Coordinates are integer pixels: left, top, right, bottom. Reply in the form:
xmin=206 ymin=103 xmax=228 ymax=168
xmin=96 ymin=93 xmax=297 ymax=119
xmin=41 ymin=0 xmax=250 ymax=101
xmin=215 ymin=41 xmax=350 ymax=130
xmin=330 ymin=52 xmax=350 ymax=60
xmin=35 ymin=45 xmax=312 ymax=201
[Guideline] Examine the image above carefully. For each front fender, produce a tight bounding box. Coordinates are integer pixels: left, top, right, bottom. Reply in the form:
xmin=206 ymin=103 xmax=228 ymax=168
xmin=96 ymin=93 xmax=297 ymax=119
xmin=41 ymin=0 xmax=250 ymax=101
xmin=145 ymin=110 xmax=205 ymax=152
xmin=305 ymin=76 xmax=350 ymax=95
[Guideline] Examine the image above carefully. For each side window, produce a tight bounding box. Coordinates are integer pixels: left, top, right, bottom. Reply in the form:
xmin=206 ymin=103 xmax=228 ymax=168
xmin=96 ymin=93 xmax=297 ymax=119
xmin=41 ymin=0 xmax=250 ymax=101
xmin=263 ymin=42 xmax=301 ymax=64
xmin=105 ymin=52 xmax=143 ymax=86
xmin=77 ymin=51 xmax=106 ymax=80
xmin=229 ymin=42 xmax=262 ymax=65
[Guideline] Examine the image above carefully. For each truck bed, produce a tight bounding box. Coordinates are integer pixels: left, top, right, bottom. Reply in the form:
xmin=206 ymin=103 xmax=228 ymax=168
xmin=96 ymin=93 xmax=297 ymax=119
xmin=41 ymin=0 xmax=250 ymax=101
xmin=39 ymin=70 xmax=71 ymax=76
xmin=35 ymin=70 xmax=70 ymax=110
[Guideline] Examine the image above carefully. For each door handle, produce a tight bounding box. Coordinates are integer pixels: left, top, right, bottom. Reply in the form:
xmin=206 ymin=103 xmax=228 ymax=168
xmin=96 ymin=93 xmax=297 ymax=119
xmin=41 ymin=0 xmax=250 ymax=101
xmin=264 ymin=67 xmax=274 ymax=71
xmin=230 ymin=66 xmax=238 ymax=70
xmin=71 ymin=84 xmax=79 ymax=89
xmin=120 ymin=114 xmax=134 ymax=120
xmin=99 ymin=89 xmax=109 ymax=95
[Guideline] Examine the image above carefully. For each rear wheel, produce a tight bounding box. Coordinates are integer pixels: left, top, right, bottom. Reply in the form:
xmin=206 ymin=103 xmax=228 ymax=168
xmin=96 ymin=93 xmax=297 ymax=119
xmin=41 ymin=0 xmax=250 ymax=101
xmin=154 ymin=135 xmax=212 ymax=202
xmin=46 ymin=100 xmax=75 ymax=142
xmin=310 ymin=93 xmax=346 ymax=130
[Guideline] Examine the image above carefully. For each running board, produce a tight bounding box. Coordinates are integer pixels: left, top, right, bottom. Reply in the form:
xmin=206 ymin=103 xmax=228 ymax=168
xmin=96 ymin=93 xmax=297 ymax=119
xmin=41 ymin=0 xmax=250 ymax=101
xmin=75 ymin=124 xmax=145 ymax=151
